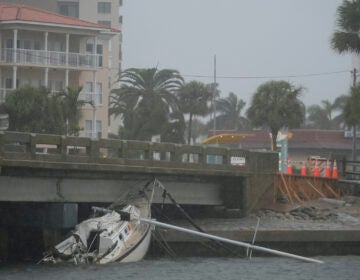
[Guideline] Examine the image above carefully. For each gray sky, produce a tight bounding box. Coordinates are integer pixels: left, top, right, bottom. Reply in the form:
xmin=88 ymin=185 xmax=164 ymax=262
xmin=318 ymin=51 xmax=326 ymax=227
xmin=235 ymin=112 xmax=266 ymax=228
xmin=121 ymin=0 xmax=353 ymax=107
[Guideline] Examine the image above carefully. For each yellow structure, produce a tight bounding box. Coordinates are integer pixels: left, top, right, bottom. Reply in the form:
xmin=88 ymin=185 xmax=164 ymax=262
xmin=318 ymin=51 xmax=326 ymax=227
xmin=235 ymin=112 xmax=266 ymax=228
xmin=201 ymin=133 xmax=255 ymax=145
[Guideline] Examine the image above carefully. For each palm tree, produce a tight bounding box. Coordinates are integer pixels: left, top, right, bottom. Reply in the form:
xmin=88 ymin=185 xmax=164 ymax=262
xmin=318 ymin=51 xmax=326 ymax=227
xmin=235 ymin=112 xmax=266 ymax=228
xmin=331 ymin=0 xmax=360 ymax=54
xmin=110 ymin=68 xmax=184 ymax=140
xmin=344 ymin=84 xmax=360 ymax=133
xmin=306 ymin=100 xmax=337 ymax=129
xmin=59 ymin=87 xmax=86 ymax=136
xmin=246 ymin=81 xmax=305 ymax=151
xmin=332 ymin=94 xmax=349 ymax=128
xmin=215 ymin=92 xmax=249 ymax=130
xmin=331 ymin=0 xmax=360 ymax=160
xmin=177 ymin=81 xmax=212 ymax=144
xmin=306 ymin=98 xmax=350 ymax=129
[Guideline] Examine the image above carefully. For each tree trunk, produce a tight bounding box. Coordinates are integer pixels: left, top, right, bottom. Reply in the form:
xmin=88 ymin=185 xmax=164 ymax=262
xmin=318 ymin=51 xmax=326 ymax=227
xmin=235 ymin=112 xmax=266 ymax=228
xmin=352 ymin=125 xmax=357 ymax=161
xmin=187 ymin=113 xmax=193 ymax=145
xmin=271 ymin=128 xmax=278 ymax=152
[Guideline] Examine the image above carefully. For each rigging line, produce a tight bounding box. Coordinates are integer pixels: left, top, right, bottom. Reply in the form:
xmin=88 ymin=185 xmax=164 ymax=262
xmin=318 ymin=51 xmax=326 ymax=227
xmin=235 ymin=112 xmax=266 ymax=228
xmin=155 ymin=179 xmax=239 ymax=257
xmin=182 ymin=70 xmax=351 ymax=80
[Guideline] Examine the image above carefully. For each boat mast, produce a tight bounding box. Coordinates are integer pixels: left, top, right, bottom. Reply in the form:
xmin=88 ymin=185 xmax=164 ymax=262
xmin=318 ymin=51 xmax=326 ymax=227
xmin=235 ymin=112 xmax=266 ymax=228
xmin=138 ymin=218 xmax=323 ymax=264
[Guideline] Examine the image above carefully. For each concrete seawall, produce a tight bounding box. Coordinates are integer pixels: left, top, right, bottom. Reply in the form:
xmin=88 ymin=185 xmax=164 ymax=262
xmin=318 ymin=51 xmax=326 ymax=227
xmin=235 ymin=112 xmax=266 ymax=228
xmin=150 ymin=217 xmax=360 ymax=257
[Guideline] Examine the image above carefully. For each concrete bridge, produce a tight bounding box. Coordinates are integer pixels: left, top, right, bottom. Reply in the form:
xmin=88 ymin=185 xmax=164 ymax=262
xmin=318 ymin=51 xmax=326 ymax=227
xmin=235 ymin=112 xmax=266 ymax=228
xmin=0 ymin=131 xmax=278 ymax=215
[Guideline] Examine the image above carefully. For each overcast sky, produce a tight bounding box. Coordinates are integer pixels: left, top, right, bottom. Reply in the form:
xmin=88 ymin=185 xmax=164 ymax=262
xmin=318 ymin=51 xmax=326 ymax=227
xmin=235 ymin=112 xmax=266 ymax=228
xmin=121 ymin=0 xmax=354 ymax=107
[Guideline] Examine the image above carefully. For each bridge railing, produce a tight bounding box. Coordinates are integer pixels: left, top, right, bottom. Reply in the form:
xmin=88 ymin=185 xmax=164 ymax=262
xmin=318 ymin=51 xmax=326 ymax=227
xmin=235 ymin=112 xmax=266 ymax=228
xmin=342 ymin=160 xmax=360 ymax=180
xmin=0 ymin=131 xmax=278 ymax=174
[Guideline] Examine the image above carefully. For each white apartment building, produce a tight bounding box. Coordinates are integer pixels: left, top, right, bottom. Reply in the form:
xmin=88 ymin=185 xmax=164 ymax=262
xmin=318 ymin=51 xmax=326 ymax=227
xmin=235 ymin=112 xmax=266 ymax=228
xmin=3 ymin=0 xmax=123 ymax=135
xmin=0 ymin=4 xmax=119 ymax=138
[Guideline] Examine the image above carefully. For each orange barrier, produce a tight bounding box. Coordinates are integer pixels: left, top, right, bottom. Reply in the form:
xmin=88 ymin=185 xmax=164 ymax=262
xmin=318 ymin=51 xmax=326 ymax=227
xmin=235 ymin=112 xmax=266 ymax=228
xmin=313 ymin=159 xmax=320 ymax=177
xmin=325 ymin=159 xmax=331 ymax=178
xmin=286 ymin=159 xmax=293 ymax=175
xmin=301 ymin=160 xmax=307 ymax=176
xmin=284 ymin=158 xmax=338 ymax=178
xmin=332 ymin=160 xmax=338 ymax=179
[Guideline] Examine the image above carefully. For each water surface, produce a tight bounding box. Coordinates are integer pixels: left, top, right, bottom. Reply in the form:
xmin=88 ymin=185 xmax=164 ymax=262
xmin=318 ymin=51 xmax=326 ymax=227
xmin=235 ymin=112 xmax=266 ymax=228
xmin=1 ymin=256 xmax=359 ymax=280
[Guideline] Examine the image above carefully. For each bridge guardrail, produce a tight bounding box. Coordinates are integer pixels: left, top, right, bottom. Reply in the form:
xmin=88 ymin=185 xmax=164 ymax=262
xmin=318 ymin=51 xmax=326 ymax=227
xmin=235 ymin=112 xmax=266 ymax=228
xmin=0 ymin=131 xmax=278 ymax=174
xmin=342 ymin=160 xmax=360 ymax=180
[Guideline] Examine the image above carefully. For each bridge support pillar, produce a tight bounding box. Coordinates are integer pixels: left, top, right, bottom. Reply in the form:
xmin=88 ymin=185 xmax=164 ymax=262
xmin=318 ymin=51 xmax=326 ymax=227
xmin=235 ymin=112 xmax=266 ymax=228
xmin=0 ymin=227 xmax=8 ymax=262
xmin=221 ymin=177 xmax=246 ymax=217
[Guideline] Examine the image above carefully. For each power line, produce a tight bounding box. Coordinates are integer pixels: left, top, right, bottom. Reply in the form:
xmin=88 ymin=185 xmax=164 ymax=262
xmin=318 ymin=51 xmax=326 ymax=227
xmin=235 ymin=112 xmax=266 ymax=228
xmin=182 ymin=70 xmax=351 ymax=80
xmin=3 ymin=49 xmax=351 ymax=80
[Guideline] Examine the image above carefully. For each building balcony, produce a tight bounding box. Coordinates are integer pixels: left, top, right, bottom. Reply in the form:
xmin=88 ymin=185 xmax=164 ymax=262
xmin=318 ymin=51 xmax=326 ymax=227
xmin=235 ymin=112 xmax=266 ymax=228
xmin=0 ymin=48 xmax=103 ymax=69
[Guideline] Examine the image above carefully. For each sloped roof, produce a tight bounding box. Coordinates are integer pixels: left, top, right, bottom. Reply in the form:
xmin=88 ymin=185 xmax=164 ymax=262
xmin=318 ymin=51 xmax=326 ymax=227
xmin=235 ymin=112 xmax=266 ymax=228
xmin=207 ymin=129 xmax=360 ymax=151
xmin=0 ymin=4 xmax=119 ymax=32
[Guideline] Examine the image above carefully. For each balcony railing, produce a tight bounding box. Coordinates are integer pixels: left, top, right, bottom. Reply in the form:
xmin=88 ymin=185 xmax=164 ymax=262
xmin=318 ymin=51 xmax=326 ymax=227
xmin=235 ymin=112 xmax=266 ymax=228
xmin=0 ymin=48 xmax=102 ymax=68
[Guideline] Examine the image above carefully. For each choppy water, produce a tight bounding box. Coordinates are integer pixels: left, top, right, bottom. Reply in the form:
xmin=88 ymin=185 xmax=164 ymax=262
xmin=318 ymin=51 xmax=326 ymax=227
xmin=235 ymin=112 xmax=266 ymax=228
xmin=1 ymin=257 xmax=359 ymax=280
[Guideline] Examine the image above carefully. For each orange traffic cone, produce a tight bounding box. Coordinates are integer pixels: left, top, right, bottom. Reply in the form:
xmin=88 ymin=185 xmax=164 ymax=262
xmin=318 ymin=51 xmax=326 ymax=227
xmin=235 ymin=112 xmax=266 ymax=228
xmin=301 ymin=160 xmax=307 ymax=176
xmin=332 ymin=160 xmax=338 ymax=179
xmin=313 ymin=159 xmax=320 ymax=177
xmin=286 ymin=159 xmax=293 ymax=175
xmin=325 ymin=159 xmax=331 ymax=178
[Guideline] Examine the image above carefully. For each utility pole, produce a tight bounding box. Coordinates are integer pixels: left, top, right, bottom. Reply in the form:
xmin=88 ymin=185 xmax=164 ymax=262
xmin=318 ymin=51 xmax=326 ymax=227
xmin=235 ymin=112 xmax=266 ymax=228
xmin=351 ymin=68 xmax=357 ymax=162
xmin=212 ymin=55 xmax=217 ymax=135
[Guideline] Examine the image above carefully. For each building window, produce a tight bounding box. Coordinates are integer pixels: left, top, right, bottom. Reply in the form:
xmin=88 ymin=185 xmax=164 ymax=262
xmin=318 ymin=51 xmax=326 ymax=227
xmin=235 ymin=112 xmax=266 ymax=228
xmin=6 ymin=38 xmax=19 ymax=49
xmin=58 ymin=2 xmax=79 ymax=18
xmin=84 ymin=81 xmax=102 ymax=105
xmin=98 ymin=2 xmax=111 ymax=14
xmin=96 ymin=120 xmax=102 ymax=138
xmin=86 ymin=42 xmax=103 ymax=55
xmin=98 ymin=20 xmax=111 ymax=27
xmin=84 ymin=120 xmax=102 ymax=138
xmin=5 ymin=78 xmax=12 ymax=89
xmin=86 ymin=43 xmax=93 ymax=54
xmin=49 ymin=80 xmax=63 ymax=93
xmin=5 ymin=78 xmax=19 ymax=89
xmin=85 ymin=120 xmax=92 ymax=137
xmin=48 ymin=41 xmax=64 ymax=52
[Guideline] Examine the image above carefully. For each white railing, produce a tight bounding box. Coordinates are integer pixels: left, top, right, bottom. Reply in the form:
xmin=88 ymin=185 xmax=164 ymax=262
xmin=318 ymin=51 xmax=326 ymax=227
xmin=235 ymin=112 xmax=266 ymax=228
xmin=79 ymin=91 xmax=102 ymax=106
xmin=0 ymin=48 xmax=103 ymax=68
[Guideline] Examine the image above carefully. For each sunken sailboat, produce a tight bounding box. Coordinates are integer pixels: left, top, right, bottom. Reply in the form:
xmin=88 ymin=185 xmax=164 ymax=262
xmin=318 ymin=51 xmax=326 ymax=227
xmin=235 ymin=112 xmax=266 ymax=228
xmin=41 ymin=185 xmax=154 ymax=264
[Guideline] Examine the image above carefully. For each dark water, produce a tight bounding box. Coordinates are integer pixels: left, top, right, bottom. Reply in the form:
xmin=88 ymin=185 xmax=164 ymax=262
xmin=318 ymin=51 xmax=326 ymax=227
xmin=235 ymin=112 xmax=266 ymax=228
xmin=1 ymin=257 xmax=359 ymax=280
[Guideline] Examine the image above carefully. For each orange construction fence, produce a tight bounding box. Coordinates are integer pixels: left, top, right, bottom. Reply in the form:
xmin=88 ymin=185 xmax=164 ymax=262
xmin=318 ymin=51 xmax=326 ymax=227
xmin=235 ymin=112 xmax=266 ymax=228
xmin=284 ymin=158 xmax=339 ymax=179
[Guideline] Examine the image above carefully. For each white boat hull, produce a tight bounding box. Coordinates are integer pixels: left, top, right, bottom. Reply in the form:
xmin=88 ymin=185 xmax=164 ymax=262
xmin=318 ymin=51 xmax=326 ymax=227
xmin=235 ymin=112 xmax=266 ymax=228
xmin=41 ymin=194 xmax=153 ymax=265
xmin=118 ymin=227 xmax=152 ymax=263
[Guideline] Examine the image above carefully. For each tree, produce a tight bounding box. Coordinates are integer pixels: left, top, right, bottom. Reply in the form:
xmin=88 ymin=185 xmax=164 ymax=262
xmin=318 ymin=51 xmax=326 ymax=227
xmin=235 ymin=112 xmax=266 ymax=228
xmin=331 ymin=0 xmax=360 ymax=160
xmin=177 ymin=81 xmax=212 ymax=144
xmin=0 ymin=86 xmax=86 ymax=135
xmin=344 ymin=84 xmax=360 ymax=131
xmin=246 ymin=81 xmax=305 ymax=151
xmin=59 ymin=87 xmax=86 ymax=136
xmin=306 ymin=100 xmax=338 ymax=129
xmin=110 ymin=68 xmax=184 ymax=141
xmin=160 ymin=111 xmax=186 ymax=144
xmin=332 ymin=94 xmax=349 ymax=128
xmin=331 ymin=0 xmax=360 ymax=54
xmin=215 ymin=92 xmax=250 ymax=130
xmin=1 ymin=86 xmax=64 ymax=133
xmin=189 ymin=118 xmax=208 ymax=144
